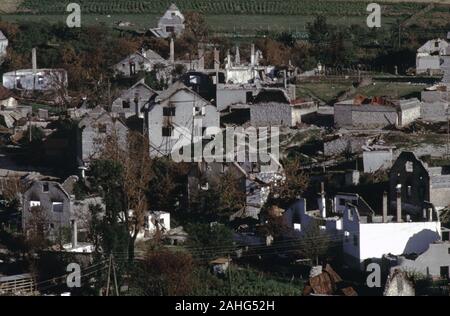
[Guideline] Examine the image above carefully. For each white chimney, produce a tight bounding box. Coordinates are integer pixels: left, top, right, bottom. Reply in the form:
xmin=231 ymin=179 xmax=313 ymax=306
xmin=382 ymin=191 xmax=388 ymax=223
xmin=198 ymin=46 xmax=205 ymax=71
xmin=235 ymin=45 xmax=240 ymax=65
xmin=396 ymin=185 xmax=402 ymax=223
xmin=320 ymin=182 xmax=326 ymax=218
xmin=250 ymin=43 xmax=255 ymax=65
xmin=170 ymin=38 xmax=175 ymax=64
xmin=214 ymin=48 xmax=220 ymax=72
xmin=32 ymin=47 xmax=37 ymax=73
xmin=71 ymin=220 xmax=78 ymax=249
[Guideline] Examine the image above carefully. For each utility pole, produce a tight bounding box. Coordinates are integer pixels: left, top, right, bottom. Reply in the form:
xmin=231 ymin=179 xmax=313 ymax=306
xmin=28 ymin=114 xmax=32 ymax=143
xmin=228 ymin=254 xmax=232 ymax=296
xmin=112 ymin=255 xmax=119 ymax=296
xmin=447 ymin=107 xmax=449 ymax=159
xmin=106 ymin=254 xmax=112 ymax=296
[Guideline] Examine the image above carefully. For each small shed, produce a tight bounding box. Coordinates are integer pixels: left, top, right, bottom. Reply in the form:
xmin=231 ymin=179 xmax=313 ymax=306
xmin=209 ymin=257 xmax=231 ymax=275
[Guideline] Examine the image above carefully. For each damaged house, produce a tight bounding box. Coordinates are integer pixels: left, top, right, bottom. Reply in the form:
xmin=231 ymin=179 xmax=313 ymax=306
xmin=113 ymin=48 xmax=168 ymax=78
xmin=334 ymin=96 xmax=421 ymax=129
xmin=148 ymin=3 xmax=185 ymax=38
xmin=249 ymin=88 xmax=317 ymax=127
xmin=2 ymin=49 xmax=67 ymax=92
xmin=111 ymin=79 xmax=157 ymax=119
xmin=385 ymin=240 xmax=450 ymax=281
xmin=144 ymin=81 xmax=220 ymax=157
xmin=389 ymin=151 xmax=450 ymax=212
xmin=22 ymin=177 xmax=103 ymax=242
xmin=416 ymin=39 xmax=449 ymax=75
xmin=76 ymin=106 xmax=128 ymax=166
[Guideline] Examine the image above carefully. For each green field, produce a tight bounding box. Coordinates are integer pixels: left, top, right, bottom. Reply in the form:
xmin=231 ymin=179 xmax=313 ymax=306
xmin=15 ymin=0 xmax=429 ymax=16
xmin=0 ymin=13 xmax=400 ymax=34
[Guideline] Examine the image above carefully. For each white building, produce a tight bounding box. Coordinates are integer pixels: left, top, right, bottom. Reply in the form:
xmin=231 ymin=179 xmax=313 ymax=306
xmin=111 ymin=79 xmax=156 ymax=119
xmin=416 ymin=39 xmax=450 ymax=75
xmin=286 ymin=191 xmax=442 ymax=271
xmin=145 ymin=81 xmax=220 ymax=157
xmin=149 ymin=3 xmax=185 ymax=38
xmin=136 ymin=211 xmax=171 ymax=240
xmin=2 ymin=49 xmax=67 ymax=92
xmin=343 ymin=197 xmax=441 ymax=269
xmin=113 ymin=48 xmax=168 ymax=78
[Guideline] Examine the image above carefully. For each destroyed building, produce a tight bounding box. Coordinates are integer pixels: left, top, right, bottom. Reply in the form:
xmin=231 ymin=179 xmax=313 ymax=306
xmin=76 ymin=106 xmax=128 ymax=166
xmin=389 ymin=151 xmax=450 ymax=212
xmin=2 ymin=48 xmax=67 ymax=92
xmin=416 ymin=39 xmax=449 ymax=75
xmin=148 ymin=3 xmax=185 ymax=38
xmin=334 ymin=96 xmax=421 ymax=129
xmin=113 ymin=48 xmax=168 ymax=78
xmin=111 ymin=79 xmax=157 ymax=119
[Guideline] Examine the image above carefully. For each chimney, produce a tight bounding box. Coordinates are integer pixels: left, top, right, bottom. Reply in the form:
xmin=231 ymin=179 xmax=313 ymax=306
xmin=198 ymin=46 xmax=205 ymax=71
xmin=320 ymin=182 xmax=326 ymax=218
xmin=134 ymin=96 xmax=140 ymax=117
xmin=396 ymin=186 xmax=402 ymax=223
xmin=170 ymin=38 xmax=175 ymax=64
xmin=235 ymin=45 xmax=240 ymax=65
xmin=428 ymin=208 xmax=433 ymax=222
xmin=32 ymin=47 xmax=37 ymax=73
xmin=214 ymin=48 xmax=220 ymax=72
xmin=71 ymin=220 xmax=78 ymax=249
xmin=382 ymin=191 xmax=388 ymax=223
xmin=250 ymin=43 xmax=255 ymax=65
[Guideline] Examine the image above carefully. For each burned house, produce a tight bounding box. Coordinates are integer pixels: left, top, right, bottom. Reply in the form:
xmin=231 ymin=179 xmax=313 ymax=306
xmin=249 ymin=88 xmax=317 ymax=127
xmin=224 ymin=44 xmax=272 ymax=84
xmin=111 ymin=79 xmax=156 ymax=119
xmin=2 ymin=49 xmax=67 ymax=92
xmin=113 ymin=48 xmax=168 ymax=78
xmin=77 ymin=107 xmax=128 ymax=166
xmin=389 ymin=151 xmax=450 ymax=211
xmin=334 ymin=96 xmax=421 ymax=129
xmin=420 ymin=84 xmax=450 ymax=122
xmin=22 ymin=177 xmax=103 ymax=242
xmin=148 ymin=3 xmax=185 ymax=38
xmin=416 ymin=39 xmax=449 ymax=75
xmin=385 ymin=241 xmax=450 ymax=281
xmin=145 ymin=81 xmax=220 ymax=157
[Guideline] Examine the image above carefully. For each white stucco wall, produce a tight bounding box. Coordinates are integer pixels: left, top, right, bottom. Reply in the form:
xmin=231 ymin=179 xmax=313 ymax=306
xmin=343 ymin=206 xmax=441 ymax=268
xmin=148 ymin=89 xmax=219 ymax=157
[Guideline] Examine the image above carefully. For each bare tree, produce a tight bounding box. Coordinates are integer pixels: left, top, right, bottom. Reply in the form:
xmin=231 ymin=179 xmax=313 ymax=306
xmin=96 ymin=130 xmax=153 ymax=259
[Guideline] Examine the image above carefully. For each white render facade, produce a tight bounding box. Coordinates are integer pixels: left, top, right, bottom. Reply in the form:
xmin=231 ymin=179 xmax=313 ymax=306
xmin=343 ymin=205 xmax=441 ymax=269
xmin=146 ymin=82 xmax=220 ymax=157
